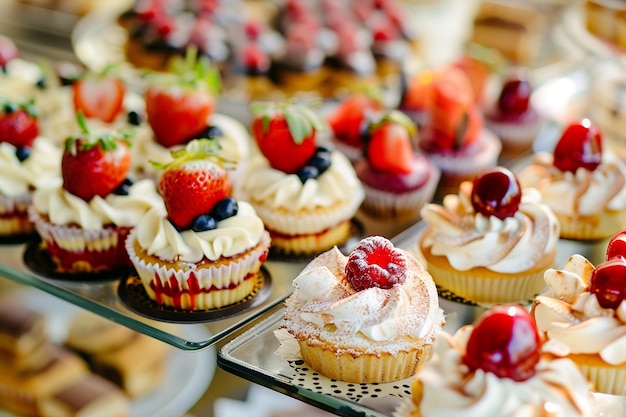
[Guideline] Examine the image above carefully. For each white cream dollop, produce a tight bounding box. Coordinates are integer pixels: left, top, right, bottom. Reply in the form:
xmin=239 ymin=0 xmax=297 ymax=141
xmin=0 ymin=139 xmax=62 ymax=197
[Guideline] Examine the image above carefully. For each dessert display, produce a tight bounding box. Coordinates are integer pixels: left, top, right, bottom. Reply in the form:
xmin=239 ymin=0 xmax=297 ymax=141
xmin=518 ymin=119 xmax=626 ymax=240
xmin=125 ymin=138 xmax=271 ymax=311
xmin=532 ymin=231 xmax=626 ymax=396
xmin=419 ymin=166 xmax=560 ymax=304
xmin=236 ymin=101 xmax=364 ymax=257
xmin=354 ymin=110 xmax=440 ymax=222
xmin=280 ymin=236 xmax=445 ymax=383
xmin=399 ymin=305 xmax=594 ymax=417
xmin=584 ymin=0 xmax=626 ymax=49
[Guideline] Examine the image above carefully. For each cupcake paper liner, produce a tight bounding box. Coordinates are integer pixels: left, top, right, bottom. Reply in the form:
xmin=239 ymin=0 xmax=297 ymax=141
xmin=269 ymin=220 xmax=352 ymax=257
xmin=556 ymin=210 xmax=626 ymax=241
xmin=0 ymin=194 xmax=34 ymax=236
xmin=485 ymin=115 xmax=543 ymax=151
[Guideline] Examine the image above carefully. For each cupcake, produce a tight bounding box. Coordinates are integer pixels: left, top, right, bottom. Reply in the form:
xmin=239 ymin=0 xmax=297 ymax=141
xmin=237 ymin=101 xmax=364 ymax=257
xmin=518 ymin=119 xmax=626 ymax=241
xmin=532 ymin=231 xmax=626 ymax=396
xmin=280 ymin=235 xmax=445 ymax=383
xmin=29 ymin=116 xmax=162 ymax=274
xmin=0 ymin=98 xmax=62 ymax=238
xmin=399 ymin=305 xmax=594 ymax=417
xmin=419 ymin=166 xmax=560 ymax=305
xmin=354 ymin=110 xmax=440 ymax=222
xmin=125 ymin=139 xmax=271 ymax=311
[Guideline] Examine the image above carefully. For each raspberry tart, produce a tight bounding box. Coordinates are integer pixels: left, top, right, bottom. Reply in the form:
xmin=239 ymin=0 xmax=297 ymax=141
xmin=280 ymin=235 xmax=444 ymax=383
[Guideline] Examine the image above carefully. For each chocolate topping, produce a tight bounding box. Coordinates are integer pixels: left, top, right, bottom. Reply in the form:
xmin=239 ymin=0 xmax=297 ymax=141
xmin=52 ymin=374 xmax=122 ymax=412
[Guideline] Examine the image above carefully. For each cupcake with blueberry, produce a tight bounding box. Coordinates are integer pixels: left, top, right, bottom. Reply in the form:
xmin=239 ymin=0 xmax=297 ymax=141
xmin=125 ymin=139 xmax=271 ymax=311
xmin=236 ymin=101 xmax=364 ymax=257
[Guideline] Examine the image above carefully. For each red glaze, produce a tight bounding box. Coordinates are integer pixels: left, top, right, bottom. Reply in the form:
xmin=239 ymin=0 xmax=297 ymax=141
xmin=345 ymin=236 xmax=407 ymax=291
xmin=589 ymin=258 xmax=626 ymax=310
xmin=553 ymin=119 xmax=602 ymax=173
xmin=471 ymin=167 xmax=521 ymax=220
xmin=606 ymin=230 xmax=626 ymax=261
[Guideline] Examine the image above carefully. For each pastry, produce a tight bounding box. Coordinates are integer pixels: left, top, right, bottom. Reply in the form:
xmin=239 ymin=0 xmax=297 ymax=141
xmin=518 ymin=119 xmax=626 ymax=240
xmin=419 ymin=166 xmax=560 ymax=304
xmin=585 ymin=0 xmax=626 ymax=47
xmin=64 ymin=312 xmax=136 ymax=356
xmin=281 ymin=236 xmax=445 ymax=383
xmin=126 ymin=139 xmax=271 ymax=310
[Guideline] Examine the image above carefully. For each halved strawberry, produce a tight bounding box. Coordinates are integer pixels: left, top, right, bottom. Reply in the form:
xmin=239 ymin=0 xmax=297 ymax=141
xmin=0 ymin=98 xmax=39 ymax=149
xmin=250 ymin=101 xmax=325 ymax=174
xmin=327 ymin=90 xmax=382 ymax=148
xmin=62 ymin=113 xmax=132 ymax=201
xmin=154 ymin=139 xmax=232 ymax=229
xmin=365 ymin=110 xmax=415 ymax=174
xmin=72 ymin=66 xmax=125 ymax=123
xmin=145 ymin=48 xmax=220 ymax=148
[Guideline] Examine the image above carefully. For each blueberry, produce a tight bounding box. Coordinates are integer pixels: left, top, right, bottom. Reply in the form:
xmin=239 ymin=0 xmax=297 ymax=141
xmin=307 ymin=151 xmax=331 ymax=175
xmin=15 ymin=147 xmax=31 ymax=162
xmin=3 ymin=103 xmax=16 ymax=114
xmin=191 ymin=214 xmax=218 ymax=232
xmin=296 ymin=165 xmax=319 ymax=184
xmin=113 ymin=178 xmax=134 ymax=195
xmin=127 ymin=110 xmax=141 ymax=126
xmin=210 ymin=197 xmax=238 ymax=221
xmin=200 ymin=125 xmax=223 ymax=139
xmin=36 ymin=78 xmax=47 ymax=89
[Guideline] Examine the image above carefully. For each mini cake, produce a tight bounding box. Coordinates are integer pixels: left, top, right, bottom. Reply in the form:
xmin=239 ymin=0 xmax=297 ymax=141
xmin=532 ymin=233 xmax=626 ymax=396
xmin=237 ymin=101 xmax=364 ymax=257
xmin=588 ymin=67 xmax=626 ymax=158
xmin=0 ymin=98 xmax=62 ymax=238
xmin=419 ymin=166 xmax=560 ymax=304
xmin=354 ymin=110 xmax=440 ymax=222
xmin=280 ymin=236 xmax=445 ymax=383
xmin=518 ymin=119 xmax=626 ymax=240
xmin=29 ymin=116 xmax=163 ymax=274
xmin=399 ymin=305 xmax=594 ymax=417
xmin=125 ymin=138 xmax=271 ymax=311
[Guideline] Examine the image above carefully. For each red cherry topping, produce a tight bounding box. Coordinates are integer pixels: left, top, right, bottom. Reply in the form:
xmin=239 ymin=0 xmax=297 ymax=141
xmin=606 ymin=230 xmax=626 ymax=261
xmin=497 ymin=78 xmax=531 ymax=114
xmin=589 ymin=258 xmax=626 ymax=310
xmin=345 ymin=236 xmax=407 ymax=291
xmin=463 ymin=305 xmax=541 ymax=382
xmin=471 ymin=167 xmax=522 ymax=220
xmin=553 ymin=119 xmax=602 ymax=173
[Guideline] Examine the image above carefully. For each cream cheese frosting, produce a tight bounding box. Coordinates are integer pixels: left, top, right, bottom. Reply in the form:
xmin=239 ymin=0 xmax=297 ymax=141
xmin=31 ymin=179 xmax=163 ymax=230
xmin=518 ymin=151 xmax=626 ymax=217
xmin=283 ymin=247 xmax=444 ymax=355
xmin=420 ymin=181 xmax=560 ymax=273
xmin=134 ymin=200 xmax=267 ymax=263
xmin=414 ymin=328 xmax=594 ymax=417
xmin=0 ymin=139 xmax=62 ymax=197
xmin=534 ymin=254 xmax=626 ymax=365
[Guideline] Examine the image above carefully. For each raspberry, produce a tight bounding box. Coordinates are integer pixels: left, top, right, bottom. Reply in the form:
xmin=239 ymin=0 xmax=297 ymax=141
xmin=345 ymin=236 xmax=407 ymax=291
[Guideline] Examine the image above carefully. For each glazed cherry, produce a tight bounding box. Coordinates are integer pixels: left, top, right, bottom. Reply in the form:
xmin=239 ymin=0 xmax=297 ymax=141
xmin=588 ymin=258 xmax=626 ymax=310
xmin=463 ymin=305 xmax=541 ymax=382
xmin=497 ymin=79 xmax=531 ymax=114
xmin=345 ymin=236 xmax=407 ymax=291
xmin=553 ymin=119 xmax=602 ymax=173
xmin=471 ymin=167 xmax=522 ymax=220
xmin=606 ymin=230 xmax=626 ymax=261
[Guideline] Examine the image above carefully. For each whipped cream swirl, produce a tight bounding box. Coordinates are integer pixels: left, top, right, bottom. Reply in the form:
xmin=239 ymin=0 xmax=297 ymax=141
xmin=420 ymin=181 xmax=560 ymax=273
xmin=0 ymin=139 xmax=62 ymax=197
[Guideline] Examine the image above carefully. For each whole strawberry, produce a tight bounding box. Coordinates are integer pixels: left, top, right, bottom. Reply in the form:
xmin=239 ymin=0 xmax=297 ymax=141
xmin=0 ymin=98 xmax=39 ymax=153
xmin=145 ymin=48 xmax=220 ymax=148
xmin=250 ymin=101 xmax=326 ymax=174
xmin=62 ymin=114 xmax=132 ymax=201
xmin=365 ymin=110 xmax=416 ymax=174
xmin=72 ymin=66 xmax=125 ymax=123
xmin=155 ymin=138 xmax=233 ymax=230
xmin=327 ymin=90 xmax=382 ymax=148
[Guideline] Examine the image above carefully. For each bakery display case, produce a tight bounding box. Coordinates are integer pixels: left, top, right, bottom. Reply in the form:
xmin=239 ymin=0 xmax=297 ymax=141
xmin=3 ymin=0 xmax=626 ymax=416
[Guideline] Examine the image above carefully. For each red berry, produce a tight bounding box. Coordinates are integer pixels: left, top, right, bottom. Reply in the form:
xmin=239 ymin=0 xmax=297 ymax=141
xmin=0 ymin=99 xmax=39 ymax=149
xmin=553 ymin=119 xmax=602 ymax=173
xmin=241 ymin=43 xmax=270 ymax=73
xmin=463 ymin=305 xmax=541 ymax=382
xmin=606 ymin=230 xmax=626 ymax=261
xmin=471 ymin=167 xmax=521 ymax=220
xmin=73 ymin=75 xmax=125 ymax=123
xmin=497 ymin=79 xmax=531 ymax=114
xmin=589 ymin=258 xmax=626 ymax=310
xmin=327 ymin=93 xmax=381 ymax=148
xmin=345 ymin=236 xmax=407 ymax=291
xmin=366 ymin=111 xmax=416 ymax=174
xmin=0 ymin=35 xmax=18 ymax=68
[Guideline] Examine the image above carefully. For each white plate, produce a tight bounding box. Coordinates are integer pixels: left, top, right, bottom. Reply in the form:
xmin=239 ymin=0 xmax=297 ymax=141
xmin=0 ymin=288 xmax=216 ymax=417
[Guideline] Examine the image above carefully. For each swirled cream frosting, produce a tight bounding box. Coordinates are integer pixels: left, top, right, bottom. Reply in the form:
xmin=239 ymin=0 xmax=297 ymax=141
xmin=534 ymin=254 xmax=626 ymax=365
xmin=518 ymin=151 xmax=626 ymax=216
xmin=420 ymin=181 xmax=560 ymax=273
xmin=31 ymin=179 xmax=163 ymax=230
xmin=0 ymin=139 xmax=62 ymax=197
xmin=134 ymin=201 xmax=267 ymax=263
xmin=414 ymin=328 xmax=594 ymax=417
xmin=283 ymin=247 xmax=444 ymax=355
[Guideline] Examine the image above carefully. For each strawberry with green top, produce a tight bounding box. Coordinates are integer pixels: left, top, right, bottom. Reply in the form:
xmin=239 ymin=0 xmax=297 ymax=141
xmin=250 ymin=101 xmax=326 ymax=175
xmin=145 ymin=48 xmax=220 ymax=148
xmin=154 ymin=138 xmax=234 ymax=230
xmin=365 ymin=110 xmax=416 ymax=174
xmin=327 ymin=88 xmax=382 ymax=148
xmin=72 ymin=66 xmax=125 ymax=123
xmin=62 ymin=113 xmax=133 ymax=201
xmin=0 ymin=98 xmax=39 ymax=160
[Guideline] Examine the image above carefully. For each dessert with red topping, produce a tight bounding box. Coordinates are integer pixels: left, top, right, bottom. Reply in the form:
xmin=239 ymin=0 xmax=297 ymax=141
xmin=125 ymin=138 xmax=271 ymax=310
xmin=280 ymin=235 xmax=444 ymax=383
xmin=532 ymin=230 xmax=626 ymax=395
xmin=400 ymin=305 xmax=594 ymax=417
xmin=419 ymin=166 xmax=560 ymax=304
xmin=354 ymin=110 xmax=440 ymax=222
xmin=518 ymin=119 xmax=626 ymax=240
